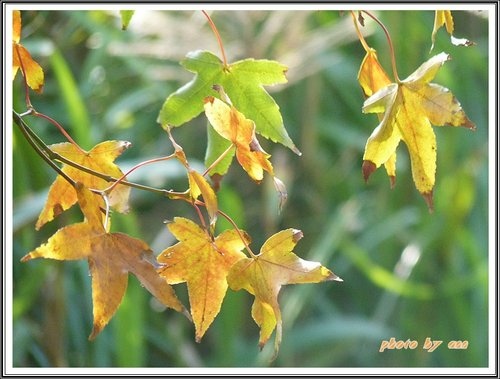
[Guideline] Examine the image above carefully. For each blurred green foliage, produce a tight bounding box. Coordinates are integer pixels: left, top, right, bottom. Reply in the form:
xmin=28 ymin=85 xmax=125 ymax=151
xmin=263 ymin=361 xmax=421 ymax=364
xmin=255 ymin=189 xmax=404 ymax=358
xmin=12 ymin=9 xmax=489 ymax=369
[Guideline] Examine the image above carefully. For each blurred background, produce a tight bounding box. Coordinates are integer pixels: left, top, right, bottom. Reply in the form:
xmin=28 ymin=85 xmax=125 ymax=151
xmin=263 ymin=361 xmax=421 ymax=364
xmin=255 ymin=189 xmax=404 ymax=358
xmin=12 ymin=9 xmax=489 ymax=368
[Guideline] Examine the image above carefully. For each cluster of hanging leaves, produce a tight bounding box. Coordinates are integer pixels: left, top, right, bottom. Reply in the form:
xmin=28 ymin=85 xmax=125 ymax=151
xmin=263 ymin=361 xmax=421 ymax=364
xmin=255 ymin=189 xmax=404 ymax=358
xmin=15 ymin=10 xmax=341 ymax=359
xmin=14 ymin=9 xmax=477 ymax=361
xmin=355 ymin=10 xmax=475 ymax=211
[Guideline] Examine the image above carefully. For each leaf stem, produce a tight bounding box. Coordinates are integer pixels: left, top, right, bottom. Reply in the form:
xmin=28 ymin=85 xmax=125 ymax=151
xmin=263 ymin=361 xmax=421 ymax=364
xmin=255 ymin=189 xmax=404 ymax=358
xmin=103 ymin=154 xmax=177 ymax=194
xmin=350 ymin=11 xmax=370 ymax=53
xmin=202 ymin=142 xmax=234 ymax=177
xmin=362 ymin=10 xmax=400 ymax=82
xmin=31 ymin=110 xmax=87 ymax=154
xmin=217 ymin=207 xmax=257 ymax=258
xmin=202 ymin=10 xmax=228 ymax=68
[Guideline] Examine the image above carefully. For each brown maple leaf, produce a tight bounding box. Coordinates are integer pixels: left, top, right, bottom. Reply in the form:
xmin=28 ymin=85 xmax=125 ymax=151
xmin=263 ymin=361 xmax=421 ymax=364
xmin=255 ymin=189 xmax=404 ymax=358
xmin=227 ymin=228 xmax=342 ymax=359
xmin=36 ymin=140 xmax=131 ymax=230
xmin=22 ymin=182 xmax=187 ymax=339
xmin=158 ymin=217 xmax=248 ymax=341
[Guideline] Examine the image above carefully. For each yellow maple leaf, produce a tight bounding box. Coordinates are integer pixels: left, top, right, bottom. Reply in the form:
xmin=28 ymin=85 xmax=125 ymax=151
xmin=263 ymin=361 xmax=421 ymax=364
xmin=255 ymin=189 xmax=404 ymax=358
xmin=166 ymin=133 xmax=218 ymax=227
xmin=431 ymin=10 xmax=474 ymax=52
xmin=22 ymin=183 xmax=186 ymax=340
xmin=203 ymin=95 xmax=274 ymax=182
xmin=188 ymin=170 xmax=218 ymax=228
xmin=12 ymin=10 xmax=44 ymax=93
xmin=158 ymin=217 xmax=248 ymax=341
xmin=227 ymin=228 xmax=342 ymax=359
xmin=358 ymin=48 xmax=397 ymax=186
xmin=362 ymin=52 xmax=475 ymax=210
xmin=36 ymin=140 xmax=131 ymax=230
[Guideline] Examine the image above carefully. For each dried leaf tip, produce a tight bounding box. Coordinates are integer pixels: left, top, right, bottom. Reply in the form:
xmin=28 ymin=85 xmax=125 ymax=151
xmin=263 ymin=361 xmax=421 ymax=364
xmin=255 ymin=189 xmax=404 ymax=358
xmin=362 ymin=160 xmax=377 ymax=183
xmin=423 ymin=191 xmax=434 ymax=213
xmin=291 ymin=229 xmax=304 ymax=243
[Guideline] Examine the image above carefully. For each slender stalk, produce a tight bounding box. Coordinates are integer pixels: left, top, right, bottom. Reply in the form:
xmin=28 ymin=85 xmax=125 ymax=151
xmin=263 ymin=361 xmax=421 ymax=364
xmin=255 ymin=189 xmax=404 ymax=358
xmin=362 ymin=10 xmax=400 ymax=82
xmin=103 ymin=154 xmax=176 ymax=194
xmin=217 ymin=207 xmax=257 ymax=258
xmin=31 ymin=110 xmax=86 ymax=154
xmin=202 ymin=10 xmax=228 ymax=68
xmin=203 ymin=143 xmax=234 ymax=177
xmin=350 ymin=11 xmax=370 ymax=53
xmin=193 ymin=202 xmax=209 ymax=233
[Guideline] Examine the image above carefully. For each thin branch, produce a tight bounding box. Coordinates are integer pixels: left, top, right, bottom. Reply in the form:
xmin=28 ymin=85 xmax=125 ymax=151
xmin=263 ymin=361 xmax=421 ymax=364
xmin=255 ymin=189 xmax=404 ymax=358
xmin=14 ymin=111 xmax=191 ymax=201
xmin=13 ymin=110 xmax=75 ymax=187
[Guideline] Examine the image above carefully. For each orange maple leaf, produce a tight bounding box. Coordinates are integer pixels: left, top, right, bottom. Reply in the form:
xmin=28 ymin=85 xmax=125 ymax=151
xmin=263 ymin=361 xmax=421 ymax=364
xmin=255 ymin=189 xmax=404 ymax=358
xmin=36 ymin=140 xmax=131 ymax=230
xmin=158 ymin=217 xmax=248 ymax=341
xmin=358 ymin=47 xmax=397 ymax=186
xmin=13 ymin=10 xmax=44 ymax=93
xmin=22 ymin=183 xmax=187 ymax=339
xmin=362 ymin=52 xmax=475 ymax=210
xmin=203 ymin=95 xmax=274 ymax=182
xmin=227 ymin=228 xmax=342 ymax=359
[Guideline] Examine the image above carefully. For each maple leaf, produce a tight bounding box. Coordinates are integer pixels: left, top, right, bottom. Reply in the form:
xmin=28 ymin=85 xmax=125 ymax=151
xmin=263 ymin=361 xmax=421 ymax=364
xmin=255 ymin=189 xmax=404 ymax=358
xmin=167 ymin=135 xmax=218 ymax=227
xmin=226 ymin=228 xmax=341 ymax=359
xmin=36 ymin=141 xmax=131 ymax=230
xmin=203 ymin=95 xmax=274 ymax=182
xmin=188 ymin=170 xmax=218 ymax=228
xmin=431 ymin=10 xmax=474 ymax=52
xmin=119 ymin=10 xmax=134 ymax=30
xmin=22 ymin=183 xmax=186 ymax=340
xmin=158 ymin=217 xmax=248 ymax=342
xmin=358 ymin=48 xmax=397 ymax=187
xmin=12 ymin=10 xmax=44 ymax=93
xmin=158 ymin=50 xmax=300 ymax=155
xmin=362 ymin=52 xmax=475 ymax=210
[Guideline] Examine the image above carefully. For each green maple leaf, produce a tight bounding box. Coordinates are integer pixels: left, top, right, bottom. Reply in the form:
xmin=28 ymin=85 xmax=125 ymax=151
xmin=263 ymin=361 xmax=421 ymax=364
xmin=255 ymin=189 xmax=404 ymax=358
xmin=119 ymin=10 xmax=134 ymax=30
xmin=158 ymin=50 xmax=300 ymax=162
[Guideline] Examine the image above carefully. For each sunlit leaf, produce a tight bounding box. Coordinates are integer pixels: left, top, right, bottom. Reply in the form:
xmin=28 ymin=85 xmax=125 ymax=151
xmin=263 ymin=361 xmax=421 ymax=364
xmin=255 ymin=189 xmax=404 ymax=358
xmin=12 ymin=10 xmax=44 ymax=93
xmin=36 ymin=141 xmax=131 ymax=230
xmin=204 ymin=95 xmax=274 ymax=182
xmin=227 ymin=228 xmax=341 ymax=359
xmin=358 ymin=47 xmax=396 ymax=186
xmin=362 ymin=52 xmax=475 ymax=210
xmin=158 ymin=50 xmax=300 ymax=154
xmin=22 ymin=183 xmax=186 ymax=340
xmin=158 ymin=217 xmax=248 ymax=341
